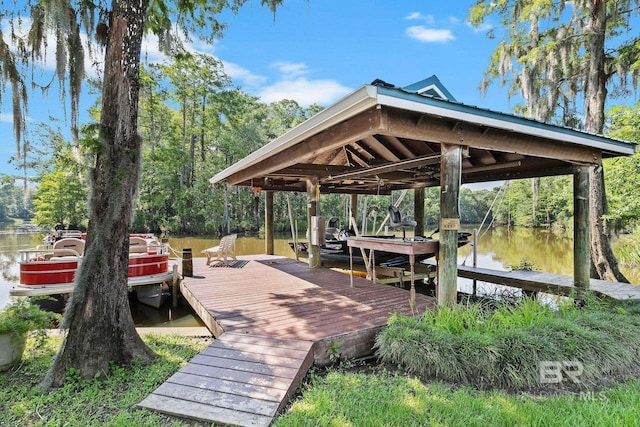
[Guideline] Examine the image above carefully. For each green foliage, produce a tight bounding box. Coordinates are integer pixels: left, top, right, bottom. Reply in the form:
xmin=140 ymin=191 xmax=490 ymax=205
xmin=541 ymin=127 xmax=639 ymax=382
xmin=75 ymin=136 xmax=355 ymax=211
xmin=0 ymin=298 xmax=60 ymax=347
xmin=134 ymin=59 xmax=325 ymax=235
xmin=26 ymin=128 xmax=89 ymax=229
xmin=614 ymin=227 xmax=640 ymax=267
xmin=0 ymin=179 xmax=25 ymax=221
xmin=326 ymin=341 xmax=342 ymax=363
xmin=376 ymin=298 xmax=640 ymax=389
xmin=469 ymin=0 xmax=640 ymax=127
xmin=604 ymin=102 xmax=640 ymax=225
xmin=276 ymin=368 xmax=640 ymax=426
xmin=32 ymin=168 xmax=88 ymax=229
xmin=491 ymin=178 xmax=573 ymax=229
xmin=0 ymin=333 xmax=211 ymax=426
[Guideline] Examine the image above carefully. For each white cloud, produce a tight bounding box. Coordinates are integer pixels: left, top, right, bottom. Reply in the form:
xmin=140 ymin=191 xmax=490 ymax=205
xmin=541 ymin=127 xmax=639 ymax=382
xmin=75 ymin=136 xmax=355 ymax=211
xmin=1 ymin=113 xmax=13 ymax=123
xmin=256 ymin=59 xmax=353 ymax=106
xmin=221 ymin=60 xmax=268 ymax=87
xmin=406 ymin=26 xmax=455 ymax=43
xmin=405 ymin=12 xmax=435 ymax=24
xmin=258 ymin=77 xmax=351 ymax=107
xmin=272 ymin=61 xmax=309 ymax=79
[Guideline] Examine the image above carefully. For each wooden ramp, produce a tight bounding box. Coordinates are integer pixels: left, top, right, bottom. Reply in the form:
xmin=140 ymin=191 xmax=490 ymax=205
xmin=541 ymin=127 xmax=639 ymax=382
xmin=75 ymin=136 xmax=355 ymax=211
xmin=423 ymin=260 xmax=640 ymax=300
xmin=140 ymin=255 xmax=434 ymax=425
xmin=139 ymin=332 xmax=314 ymax=427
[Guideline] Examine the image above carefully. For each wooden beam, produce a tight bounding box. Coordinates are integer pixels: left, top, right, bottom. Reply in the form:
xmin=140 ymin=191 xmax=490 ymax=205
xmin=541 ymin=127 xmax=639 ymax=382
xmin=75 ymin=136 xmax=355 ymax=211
xmin=226 ymin=107 xmax=383 ymax=185
xmin=269 ymin=164 xmax=352 ymax=178
xmin=462 ymin=165 xmax=580 ymax=185
xmin=319 ymin=186 xmax=392 ymax=195
xmin=345 ymin=146 xmax=370 ymax=167
xmin=414 ymin=187 xmax=425 ymax=237
xmin=574 ymin=167 xmax=590 ymax=290
xmin=323 ymin=154 xmax=441 ymax=182
xmin=265 ymin=191 xmax=274 ymax=255
xmin=438 ymin=144 xmax=462 ymax=306
xmin=380 ymin=108 xmax=602 ymax=165
xmin=361 ymin=135 xmax=401 ymax=162
xmin=381 ymin=135 xmax=416 ymax=158
xmin=463 ymin=160 xmax=522 ymax=174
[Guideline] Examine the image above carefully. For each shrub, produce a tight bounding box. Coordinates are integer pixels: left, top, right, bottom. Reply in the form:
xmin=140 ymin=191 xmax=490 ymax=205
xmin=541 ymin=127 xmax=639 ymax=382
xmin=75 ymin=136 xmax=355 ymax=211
xmin=375 ymin=298 xmax=640 ymax=389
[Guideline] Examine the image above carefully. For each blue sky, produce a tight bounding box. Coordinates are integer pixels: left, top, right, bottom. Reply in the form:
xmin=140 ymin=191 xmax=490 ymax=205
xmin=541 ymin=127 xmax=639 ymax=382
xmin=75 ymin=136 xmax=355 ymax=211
xmin=0 ymin=1 xmax=601 ymax=179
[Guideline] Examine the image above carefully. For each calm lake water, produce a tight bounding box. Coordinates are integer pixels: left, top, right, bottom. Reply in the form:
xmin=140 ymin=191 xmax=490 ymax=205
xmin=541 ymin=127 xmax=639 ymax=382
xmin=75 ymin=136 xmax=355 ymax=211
xmin=1 ymin=228 xmax=638 ymax=322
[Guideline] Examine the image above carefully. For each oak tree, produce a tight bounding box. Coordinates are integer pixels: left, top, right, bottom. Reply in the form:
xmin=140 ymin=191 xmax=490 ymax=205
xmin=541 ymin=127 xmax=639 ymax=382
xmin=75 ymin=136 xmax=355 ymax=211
xmin=1 ymin=0 xmax=282 ymax=387
xmin=470 ymin=0 xmax=640 ymax=282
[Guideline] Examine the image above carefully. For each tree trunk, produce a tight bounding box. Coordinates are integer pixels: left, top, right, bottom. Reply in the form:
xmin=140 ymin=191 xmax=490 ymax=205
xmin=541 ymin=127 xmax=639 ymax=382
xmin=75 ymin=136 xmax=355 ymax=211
xmin=42 ymin=0 xmax=156 ymax=389
xmin=584 ymin=1 xmax=628 ymax=283
xmin=589 ymin=165 xmax=627 ymax=281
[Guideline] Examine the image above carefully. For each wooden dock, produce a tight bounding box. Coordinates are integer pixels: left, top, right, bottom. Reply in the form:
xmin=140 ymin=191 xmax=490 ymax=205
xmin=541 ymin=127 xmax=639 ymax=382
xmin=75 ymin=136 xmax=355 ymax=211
xmin=139 ymin=255 xmax=434 ymax=426
xmin=422 ymin=260 xmax=640 ymax=300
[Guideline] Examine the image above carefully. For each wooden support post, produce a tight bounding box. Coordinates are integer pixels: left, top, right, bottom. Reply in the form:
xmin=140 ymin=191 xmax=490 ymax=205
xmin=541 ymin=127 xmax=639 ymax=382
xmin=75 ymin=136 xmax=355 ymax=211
xmin=574 ymin=167 xmax=590 ymax=290
xmin=182 ymin=248 xmax=193 ymax=277
xmin=171 ymin=264 xmax=179 ymax=308
xmin=265 ymin=191 xmax=274 ymax=255
xmin=414 ymin=187 xmax=425 ymax=237
xmin=307 ymin=179 xmax=320 ymax=268
xmin=438 ymin=144 xmax=462 ymax=306
xmin=350 ymin=194 xmax=358 ymax=231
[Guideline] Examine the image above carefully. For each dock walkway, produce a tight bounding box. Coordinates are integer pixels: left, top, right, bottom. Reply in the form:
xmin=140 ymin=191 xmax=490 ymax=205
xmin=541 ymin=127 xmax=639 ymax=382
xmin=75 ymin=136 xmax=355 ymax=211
xmin=139 ymin=255 xmax=434 ymax=426
xmin=422 ymin=260 xmax=640 ymax=300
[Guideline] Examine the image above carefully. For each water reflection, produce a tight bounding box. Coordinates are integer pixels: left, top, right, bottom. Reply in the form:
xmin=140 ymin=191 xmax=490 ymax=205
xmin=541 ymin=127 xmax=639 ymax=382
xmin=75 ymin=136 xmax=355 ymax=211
xmin=0 ymin=233 xmax=42 ymax=308
xmin=1 ymin=228 xmax=638 ymax=313
xmin=461 ymin=227 xmax=575 ymax=275
xmin=129 ymin=295 xmax=205 ymax=327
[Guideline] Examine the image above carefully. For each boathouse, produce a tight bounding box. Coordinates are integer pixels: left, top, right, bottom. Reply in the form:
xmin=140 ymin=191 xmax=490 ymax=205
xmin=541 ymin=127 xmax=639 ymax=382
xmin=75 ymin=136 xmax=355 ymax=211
xmin=139 ymin=76 xmax=637 ymax=426
xmin=210 ymin=75 xmax=636 ymax=305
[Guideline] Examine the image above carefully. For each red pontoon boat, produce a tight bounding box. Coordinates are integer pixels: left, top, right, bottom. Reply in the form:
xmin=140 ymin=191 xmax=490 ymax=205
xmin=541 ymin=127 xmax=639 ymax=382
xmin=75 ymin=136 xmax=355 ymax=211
xmin=10 ymin=233 xmax=176 ymax=308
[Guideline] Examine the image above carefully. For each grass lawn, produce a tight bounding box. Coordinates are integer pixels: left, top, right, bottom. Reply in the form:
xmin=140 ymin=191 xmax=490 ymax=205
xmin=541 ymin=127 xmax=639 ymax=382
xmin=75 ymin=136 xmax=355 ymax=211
xmin=0 ymin=334 xmax=212 ymax=426
xmin=3 ymin=298 xmax=640 ymax=426
xmin=275 ymin=366 xmax=640 ymax=426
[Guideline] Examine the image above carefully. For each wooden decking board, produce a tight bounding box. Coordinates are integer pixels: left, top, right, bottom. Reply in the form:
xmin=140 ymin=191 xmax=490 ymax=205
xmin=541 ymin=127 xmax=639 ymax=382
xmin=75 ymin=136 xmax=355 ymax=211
xmin=202 ymin=342 xmax=310 ymax=362
xmin=188 ymin=354 xmax=300 ymax=379
xmin=206 ymin=292 xmax=402 ymax=322
xmin=223 ymin=304 xmax=413 ymax=336
xmin=215 ymin=332 xmax=315 ymax=352
xmin=225 ymin=301 xmax=416 ymax=339
xmin=139 ymin=332 xmax=315 ymax=427
xmin=178 ymin=363 xmax=293 ymax=390
xmin=141 ymin=256 xmax=433 ymax=426
xmin=152 ymin=382 xmax=281 ymax=417
xmin=199 ymin=347 xmax=305 ymax=370
xmin=167 ymin=371 xmax=286 ymax=401
xmin=215 ymin=293 xmax=414 ymax=327
xmin=139 ymin=394 xmax=273 ymax=427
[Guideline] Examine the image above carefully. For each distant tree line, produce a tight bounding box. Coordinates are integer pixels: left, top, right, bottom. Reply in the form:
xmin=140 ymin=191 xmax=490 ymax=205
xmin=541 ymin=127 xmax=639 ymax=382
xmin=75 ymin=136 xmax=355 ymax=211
xmin=4 ymin=56 xmax=639 ymax=237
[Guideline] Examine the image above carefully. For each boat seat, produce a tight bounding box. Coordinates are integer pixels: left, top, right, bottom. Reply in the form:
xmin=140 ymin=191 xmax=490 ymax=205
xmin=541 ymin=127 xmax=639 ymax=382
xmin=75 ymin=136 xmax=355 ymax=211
xmin=202 ymin=234 xmax=238 ymax=266
xmin=388 ymin=206 xmax=417 ymax=240
xmin=49 ymin=256 xmax=80 ymax=261
xmin=326 ymin=216 xmax=340 ymax=235
xmin=129 ymin=236 xmax=149 ymax=253
xmin=53 ymin=238 xmax=85 ymax=257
